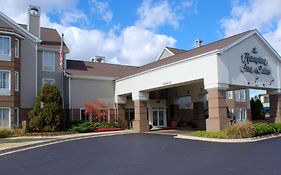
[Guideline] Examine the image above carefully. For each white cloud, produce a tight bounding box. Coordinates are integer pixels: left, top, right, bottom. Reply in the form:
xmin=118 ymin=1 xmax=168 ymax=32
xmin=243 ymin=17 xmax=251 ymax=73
xmin=90 ymin=0 xmax=113 ymax=24
xmin=136 ymin=0 xmax=193 ymax=30
xmin=220 ymin=0 xmax=281 ymax=54
xmin=60 ymin=11 xmax=88 ymax=26
xmin=0 ymin=0 xmax=192 ymax=66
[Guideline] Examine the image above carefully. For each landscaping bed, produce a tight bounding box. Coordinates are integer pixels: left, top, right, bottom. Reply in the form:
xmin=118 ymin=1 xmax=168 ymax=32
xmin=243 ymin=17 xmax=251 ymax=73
xmin=193 ymin=122 xmax=281 ymax=139
xmin=67 ymin=121 xmax=122 ymax=133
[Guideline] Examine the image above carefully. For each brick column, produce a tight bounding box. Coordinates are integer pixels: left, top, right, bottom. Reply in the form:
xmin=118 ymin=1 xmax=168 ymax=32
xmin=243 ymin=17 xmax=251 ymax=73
xmin=133 ymin=100 xmax=149 ymax=132
xmin=117 ymin=104 xmax=127 ymax=128
xmin=206 ymin=89 xmax=228 ymax=131
xmin=269 ymin=94 xmax=281 ymax=123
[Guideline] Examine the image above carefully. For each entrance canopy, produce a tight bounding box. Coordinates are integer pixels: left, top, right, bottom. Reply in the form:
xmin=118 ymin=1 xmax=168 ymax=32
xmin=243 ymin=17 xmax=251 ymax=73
xmin=115 ymin=29 xmax=281 ymax=100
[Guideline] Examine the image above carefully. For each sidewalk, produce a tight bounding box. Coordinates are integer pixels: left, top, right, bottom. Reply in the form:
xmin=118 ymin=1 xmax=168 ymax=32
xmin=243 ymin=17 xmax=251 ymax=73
xmin=0 ymin=130 xmax=135 ymax=154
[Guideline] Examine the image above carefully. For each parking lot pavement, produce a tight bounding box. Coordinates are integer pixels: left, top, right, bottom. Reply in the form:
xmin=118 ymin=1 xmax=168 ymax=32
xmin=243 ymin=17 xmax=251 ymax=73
xmin=0 ymin=133 xmax=281 ymax=175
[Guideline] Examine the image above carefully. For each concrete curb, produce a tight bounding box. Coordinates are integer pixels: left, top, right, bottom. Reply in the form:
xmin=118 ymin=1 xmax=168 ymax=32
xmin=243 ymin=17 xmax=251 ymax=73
xmin=0 ymin=130 xmax=136 ymax=156
xmin=174 ymin=134 xmax=281 ymax=143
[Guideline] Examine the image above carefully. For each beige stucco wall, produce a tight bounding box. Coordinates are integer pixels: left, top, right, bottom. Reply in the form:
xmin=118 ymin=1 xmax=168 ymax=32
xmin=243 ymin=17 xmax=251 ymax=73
xmin=69 ymin=78 xmax=115 ymax=109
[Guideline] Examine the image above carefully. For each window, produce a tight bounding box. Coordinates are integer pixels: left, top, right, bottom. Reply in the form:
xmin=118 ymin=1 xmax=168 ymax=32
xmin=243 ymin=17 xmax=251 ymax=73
xmin=235 ymin=90 xmax=246 ymax=102
xmin=227 ymin=107 xmax=234 ymax=119
xmin=0 ymin=70 xmax=10 ymax=95
xmin=227 ymin=91 xmax=233 ymax=99
xmin=80 ymin=108 xmax=88 ymax=121
xmin=241 ymin=108 xmax=247 ymax=121
xmin=125 ymin=108 xmax=134 ymax=129
xmin=264 ymin=96 xmax=270 ymax=103
xmin=43 ymin=51 xmax=55 ymax=71
xmin=15 ymin=38 xmax=19 ymax=58
xmin=15 ymin=107 xmax=19 ymax=127
xmin=42 ymin=78 xmax=55 ymax=85
xmin=0 ymin=108 xmax=10 ymax=128
xmin=0 ymin=36 xmax=11 ymax=60
xmin=235 ymin=108 xmax=247 ymax=122
xmin=15 ymin=71 xmax=19 ymax=91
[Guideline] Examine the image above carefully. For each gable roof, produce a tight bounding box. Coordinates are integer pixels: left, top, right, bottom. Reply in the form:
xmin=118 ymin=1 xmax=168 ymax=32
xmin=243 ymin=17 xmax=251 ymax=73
xmin=66 ymin=60 xmax=137 ymax=78
xmin=19 ymin=24 xmax=69 ymax=52
xmin=166 ymin=47 xmax=187 ymax=55
xmin=219 ymin=29 xmax=281 ymax=61
xmin=0 ymin=11 xmax=40 ymax=42
xmin=117 ymin=30 xmax=254 ymax=80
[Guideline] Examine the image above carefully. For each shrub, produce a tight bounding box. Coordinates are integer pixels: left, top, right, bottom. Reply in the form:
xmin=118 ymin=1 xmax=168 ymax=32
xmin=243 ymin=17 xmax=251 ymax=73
xmin=192 ymin=131 xmax=226 ymax=138
xmin=0 ymin=129 xmax=14 ymax=138
xmin=68 ymin=121 xmax=118 ymax=133
xmin=253 ymin=123 xmax=277 ymax=136
xmin=225 ymin=122 xmax=255 ymax=139
xmin=29 ymin=84 xmax=63 ymax=132
xmin=269 ymin=123 xmax=281 ymax=133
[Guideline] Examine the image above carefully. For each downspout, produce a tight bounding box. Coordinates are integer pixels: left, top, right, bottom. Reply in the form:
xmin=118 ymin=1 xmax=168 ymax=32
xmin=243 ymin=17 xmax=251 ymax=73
xmin=35 ymin=42 xmax=38 ymax=96
xmin=69 ymin=77 xmax=73 ymax=121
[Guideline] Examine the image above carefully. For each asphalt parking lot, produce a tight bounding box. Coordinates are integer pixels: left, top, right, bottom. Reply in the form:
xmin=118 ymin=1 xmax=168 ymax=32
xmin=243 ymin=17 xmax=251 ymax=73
xmin=0 ymin=133 xmax=280 ymax=175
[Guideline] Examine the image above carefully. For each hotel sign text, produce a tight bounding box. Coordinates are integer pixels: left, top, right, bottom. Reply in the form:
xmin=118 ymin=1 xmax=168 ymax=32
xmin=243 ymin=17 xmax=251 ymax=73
xmin=240 ymin=48 xmax=271 ymax=75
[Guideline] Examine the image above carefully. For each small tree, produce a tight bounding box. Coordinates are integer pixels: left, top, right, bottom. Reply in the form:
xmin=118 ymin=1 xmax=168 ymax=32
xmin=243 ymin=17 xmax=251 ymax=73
xmin=250 ymin=97 xmax=265 ymax=120
xmin=83 ymin=100 xmax=109 ymax=122
xmin=29 ymin=84 xmax=63 ymax=132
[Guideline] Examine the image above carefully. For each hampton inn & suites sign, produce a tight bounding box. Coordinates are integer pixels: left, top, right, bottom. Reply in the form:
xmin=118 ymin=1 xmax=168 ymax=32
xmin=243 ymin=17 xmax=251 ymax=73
xmin=240 ymin=47 xmax=271 ymax=75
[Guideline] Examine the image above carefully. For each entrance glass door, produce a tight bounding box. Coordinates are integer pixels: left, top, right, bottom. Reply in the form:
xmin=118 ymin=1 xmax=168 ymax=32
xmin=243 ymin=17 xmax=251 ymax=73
xmin=151 ymin=108 xmax=166 ymax=127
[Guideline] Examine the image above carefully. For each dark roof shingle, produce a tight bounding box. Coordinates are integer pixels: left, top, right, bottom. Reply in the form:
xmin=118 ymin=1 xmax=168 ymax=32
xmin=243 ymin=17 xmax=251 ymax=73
xmin=66 ymin=60 xmax=137 ymax=78
xmin=119 ymin=30 xmax=254 ymax=78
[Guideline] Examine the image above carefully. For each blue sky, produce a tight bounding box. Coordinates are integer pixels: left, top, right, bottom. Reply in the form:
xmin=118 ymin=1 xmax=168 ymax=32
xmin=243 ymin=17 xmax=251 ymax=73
xmin=1 ymin=0 xmax=281 ymax=97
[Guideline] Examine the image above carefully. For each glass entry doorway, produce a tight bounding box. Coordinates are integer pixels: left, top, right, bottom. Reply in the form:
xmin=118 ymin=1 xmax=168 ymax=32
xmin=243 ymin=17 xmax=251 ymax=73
xmin=151 ymin=108 xmax=166 ymax=128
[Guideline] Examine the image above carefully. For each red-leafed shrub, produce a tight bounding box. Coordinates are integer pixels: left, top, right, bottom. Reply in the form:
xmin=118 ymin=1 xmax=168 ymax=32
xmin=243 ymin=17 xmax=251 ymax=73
xmin=83 ymin=100 xmax=109 ymax=122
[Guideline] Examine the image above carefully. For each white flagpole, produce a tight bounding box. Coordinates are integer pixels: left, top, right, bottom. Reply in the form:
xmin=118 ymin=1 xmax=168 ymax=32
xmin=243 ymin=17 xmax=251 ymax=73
xmin=61 ymin=33 xmax=65 ymax=130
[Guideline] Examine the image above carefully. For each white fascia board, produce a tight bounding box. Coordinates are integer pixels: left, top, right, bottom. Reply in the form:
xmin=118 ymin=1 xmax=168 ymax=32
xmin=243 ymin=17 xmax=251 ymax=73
xmin=218 ymin=30 xmax=256 ymax=54
xmin=0 ymin=11 xmax=41 ymax=43
xmin=116 ymin=49 xmax=219 ymax=82
xmin=219 ymin=29 xmax=281 ymax=61
xmin=65 ymin=74 xmax=116 ymax=81
xmin=0 ymin=31 xmax=25 ymax=40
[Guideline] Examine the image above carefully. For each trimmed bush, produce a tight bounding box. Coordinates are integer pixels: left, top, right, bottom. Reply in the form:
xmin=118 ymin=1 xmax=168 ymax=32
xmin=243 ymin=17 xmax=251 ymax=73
xmin=0 ymin=129 xmax=14 ymax=138
xmin=192 ymin=131 xmax=226 ymax=138
xmin=68 ymin=121 xmax=118 ymax=133
xmin=0 ymin=129 xmax=25 ymax=138
xmin=253 ymin=123 xmax=277 ymax=136
xmin=29 ymin=84 xmax=63 ymax=132
xmin=225 ymin=122 xmax=255 ymax=139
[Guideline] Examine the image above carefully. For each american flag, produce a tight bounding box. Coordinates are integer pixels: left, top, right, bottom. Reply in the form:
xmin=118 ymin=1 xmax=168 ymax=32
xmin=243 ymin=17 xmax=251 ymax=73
xmin=59 ymin=34 xmax=64 ymax=70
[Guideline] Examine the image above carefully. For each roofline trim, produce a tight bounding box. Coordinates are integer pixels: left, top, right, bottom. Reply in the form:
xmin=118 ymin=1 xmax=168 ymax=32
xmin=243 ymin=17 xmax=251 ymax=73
xmin=0 ymin=11 xmax=41 ymax=43
xmin=219 ymin=29 xmax=281 ymax=61
xmin=156 ymin=47 xmax=175 ymax=61
xmin=65 ymin=74 xmax=116 ymax=81
xmin=0 ymin=31 xmax=25 ymax=39
xmin=116 ymin=49 xmax=219 ymax=82
xmin=38 ymin=46 xmax=70 ymax=53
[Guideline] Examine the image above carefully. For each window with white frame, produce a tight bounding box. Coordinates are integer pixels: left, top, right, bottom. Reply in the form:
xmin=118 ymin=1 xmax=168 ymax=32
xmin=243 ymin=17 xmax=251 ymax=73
xmin=235 ymin=108 xmax=247 ymax=122
xmin=0 ymin=108 xmax=10 ymax=128
xmin=227 ymin=91 xmax=233 ymax=99
xmin=42 ymin=78 xmax=55 ymax=85
xmin=43 ymin=51 xmax=55 ymax=71
xmin=15 ymin=38 xmax=19 ymax=58
xmin=15 ymin=107 xmax=19 ymax=127
xmin=0 ymin=36 xmax=11 ymax=60
xmin=235 ymin=90 xmax=246 ymax=102
xmin=15 ymin=71 xmax=19 ymax=91
xmin=0 ymin=70 xmax=10 ymax=95
xmin=241 ymin=108 xmax=247 ymax=121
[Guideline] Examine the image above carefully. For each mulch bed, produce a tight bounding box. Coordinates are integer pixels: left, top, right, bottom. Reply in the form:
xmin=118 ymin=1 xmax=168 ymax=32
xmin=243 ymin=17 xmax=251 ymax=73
xmin=94 ymin=128 xmax=124 ymax=132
